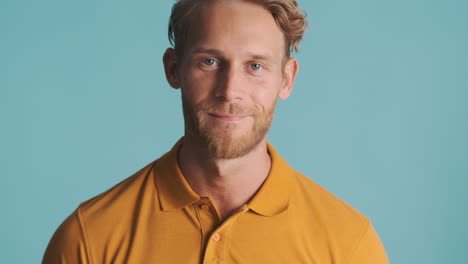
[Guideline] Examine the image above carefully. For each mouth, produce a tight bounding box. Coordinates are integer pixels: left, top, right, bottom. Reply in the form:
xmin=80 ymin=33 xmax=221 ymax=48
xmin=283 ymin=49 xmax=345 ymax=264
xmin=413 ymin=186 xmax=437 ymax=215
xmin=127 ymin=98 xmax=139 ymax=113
xmin=208 ymin=112 xmax=247 ymax=122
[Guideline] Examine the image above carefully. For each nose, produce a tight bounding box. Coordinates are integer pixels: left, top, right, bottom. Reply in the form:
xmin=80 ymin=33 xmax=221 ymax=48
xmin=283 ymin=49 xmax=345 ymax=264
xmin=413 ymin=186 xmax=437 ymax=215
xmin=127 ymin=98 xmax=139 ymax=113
xmin=214 ymin=63 xmax=244 ymax=102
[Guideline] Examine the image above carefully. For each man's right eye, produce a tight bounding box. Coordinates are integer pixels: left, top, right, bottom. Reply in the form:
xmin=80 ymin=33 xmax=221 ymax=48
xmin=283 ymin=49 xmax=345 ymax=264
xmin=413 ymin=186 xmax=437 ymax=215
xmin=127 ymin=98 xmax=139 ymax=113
xmin=202 ymin=58 xmax=217 ymax=66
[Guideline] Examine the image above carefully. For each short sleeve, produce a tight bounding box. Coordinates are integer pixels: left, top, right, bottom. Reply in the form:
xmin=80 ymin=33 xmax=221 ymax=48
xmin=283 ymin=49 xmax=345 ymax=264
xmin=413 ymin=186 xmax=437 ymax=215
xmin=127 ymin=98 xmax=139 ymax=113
xmin=348 ymin=221 xmax=390 ymax=264
xmin=42 ymin=209 xmax=90 ymax=264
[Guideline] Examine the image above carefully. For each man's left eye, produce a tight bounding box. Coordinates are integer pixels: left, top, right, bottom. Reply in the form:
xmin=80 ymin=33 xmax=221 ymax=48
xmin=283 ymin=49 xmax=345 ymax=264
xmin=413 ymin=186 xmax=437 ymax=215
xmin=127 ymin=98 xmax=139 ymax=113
xmin=250 ymin=63 xmax=262 ymax=71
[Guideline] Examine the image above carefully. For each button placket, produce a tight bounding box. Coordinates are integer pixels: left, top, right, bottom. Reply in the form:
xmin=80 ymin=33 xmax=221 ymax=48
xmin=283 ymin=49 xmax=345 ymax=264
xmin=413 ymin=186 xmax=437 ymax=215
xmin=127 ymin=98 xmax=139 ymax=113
xmin=203 ymin=229 xmax=228 ymax=263
xmin=194 ymin=200 xmax=219 ymax=262
xmin=202 ymin=208 xmax=247 ymax=264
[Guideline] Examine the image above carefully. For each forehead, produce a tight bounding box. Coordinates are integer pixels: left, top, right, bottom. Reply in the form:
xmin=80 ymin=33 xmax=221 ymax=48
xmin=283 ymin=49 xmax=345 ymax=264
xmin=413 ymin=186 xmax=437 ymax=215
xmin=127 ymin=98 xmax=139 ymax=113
xmin=185 ymin=0 xmax=286 ymax=60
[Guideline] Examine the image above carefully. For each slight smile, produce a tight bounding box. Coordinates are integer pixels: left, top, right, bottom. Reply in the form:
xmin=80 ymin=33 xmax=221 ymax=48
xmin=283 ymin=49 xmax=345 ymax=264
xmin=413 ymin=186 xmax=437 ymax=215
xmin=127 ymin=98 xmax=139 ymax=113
xmin=209 ymin=113 xmax=247 ymax=122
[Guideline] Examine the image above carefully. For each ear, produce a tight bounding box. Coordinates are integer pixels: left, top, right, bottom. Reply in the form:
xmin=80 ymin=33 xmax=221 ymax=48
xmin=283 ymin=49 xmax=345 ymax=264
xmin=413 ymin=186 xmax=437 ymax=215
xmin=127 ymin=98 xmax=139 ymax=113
xmin=163 ymin=48 xmax=181 ymax=89
xmin=279 ymin=57 xmax=299 ymax=100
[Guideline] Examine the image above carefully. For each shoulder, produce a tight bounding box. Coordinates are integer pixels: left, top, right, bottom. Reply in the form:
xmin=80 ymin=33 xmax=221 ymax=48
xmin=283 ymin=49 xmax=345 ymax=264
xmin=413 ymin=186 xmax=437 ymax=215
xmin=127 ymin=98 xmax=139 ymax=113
xmin=76 ymin=160 xmax=159 ymax=229
xmin=291 ymin=173 xmax=389 ymax=262
xmin=42 ymin=209 xmax=90 ymax=263
xmin=42 ymin=160 xmax=159 ymax=263
xmin=290 ymin=170 xmax=371 ymax=247
xmin=292 ymin=171 xmax=368 ymax=224
xmin=80 ymin=161 xmax=156 ymax=212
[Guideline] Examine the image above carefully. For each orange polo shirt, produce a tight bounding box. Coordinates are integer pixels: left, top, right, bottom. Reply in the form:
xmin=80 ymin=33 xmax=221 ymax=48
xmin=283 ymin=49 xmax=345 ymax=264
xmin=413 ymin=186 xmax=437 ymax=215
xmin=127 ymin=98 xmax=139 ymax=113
xmin=43 ymin=139 xmax=389 ymax=263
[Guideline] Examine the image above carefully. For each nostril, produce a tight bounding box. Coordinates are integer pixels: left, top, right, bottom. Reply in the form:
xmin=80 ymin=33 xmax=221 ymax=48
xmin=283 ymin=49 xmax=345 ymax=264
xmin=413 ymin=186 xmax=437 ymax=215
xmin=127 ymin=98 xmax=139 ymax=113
xmin=215 ymin=94 xmax=229 ymax=102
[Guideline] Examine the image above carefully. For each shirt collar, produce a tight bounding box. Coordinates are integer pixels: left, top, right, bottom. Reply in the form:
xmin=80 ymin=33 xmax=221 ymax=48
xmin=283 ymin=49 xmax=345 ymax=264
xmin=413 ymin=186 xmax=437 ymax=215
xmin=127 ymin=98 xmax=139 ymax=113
xmin=153 ymin=138 xmax=200 ymax=211
xmin=153 ymin=138 xmax=295 ymax=217
xmin=247 ymin=142 xmax=295 ymax=216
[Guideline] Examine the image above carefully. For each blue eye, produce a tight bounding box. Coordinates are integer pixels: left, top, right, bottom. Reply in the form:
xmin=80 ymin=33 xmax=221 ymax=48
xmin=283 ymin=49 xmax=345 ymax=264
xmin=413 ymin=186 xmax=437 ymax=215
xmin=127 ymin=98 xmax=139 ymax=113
xmin=203 ymin=58 xmax=216 ymax=66
xmin=250 ymin=63 xmax=262 ymax=71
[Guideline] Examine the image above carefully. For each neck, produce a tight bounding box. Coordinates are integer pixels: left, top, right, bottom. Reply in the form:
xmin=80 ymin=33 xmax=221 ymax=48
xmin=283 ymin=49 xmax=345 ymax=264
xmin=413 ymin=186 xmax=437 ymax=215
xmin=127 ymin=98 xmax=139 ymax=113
xmin=178 ymin=135 xmax=271 ymax=221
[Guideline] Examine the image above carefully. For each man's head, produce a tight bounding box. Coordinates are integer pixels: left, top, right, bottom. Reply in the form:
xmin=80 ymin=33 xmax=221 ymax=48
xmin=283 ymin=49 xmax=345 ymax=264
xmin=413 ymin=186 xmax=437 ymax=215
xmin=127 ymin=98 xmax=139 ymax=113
xmin=163 ymin=0 xmax=307 ymax=159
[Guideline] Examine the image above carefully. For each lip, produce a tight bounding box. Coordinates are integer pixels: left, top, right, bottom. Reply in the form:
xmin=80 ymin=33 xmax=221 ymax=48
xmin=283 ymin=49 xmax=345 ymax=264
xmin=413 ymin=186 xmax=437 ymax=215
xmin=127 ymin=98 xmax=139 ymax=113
xmin=209 ymin=113 xmax=247 ymax=122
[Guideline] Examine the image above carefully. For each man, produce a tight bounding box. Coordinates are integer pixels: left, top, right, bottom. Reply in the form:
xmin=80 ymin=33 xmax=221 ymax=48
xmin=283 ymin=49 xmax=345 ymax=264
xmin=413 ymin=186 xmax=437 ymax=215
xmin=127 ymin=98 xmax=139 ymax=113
xmin=43 ymin=0 xmax=389 ymax=263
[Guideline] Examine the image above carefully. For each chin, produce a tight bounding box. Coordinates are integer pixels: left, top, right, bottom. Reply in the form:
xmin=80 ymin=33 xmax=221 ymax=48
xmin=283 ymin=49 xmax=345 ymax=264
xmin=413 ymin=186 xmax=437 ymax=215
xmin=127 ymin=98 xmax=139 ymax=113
xmin=202 ymin=130 xmax=264 ymax=159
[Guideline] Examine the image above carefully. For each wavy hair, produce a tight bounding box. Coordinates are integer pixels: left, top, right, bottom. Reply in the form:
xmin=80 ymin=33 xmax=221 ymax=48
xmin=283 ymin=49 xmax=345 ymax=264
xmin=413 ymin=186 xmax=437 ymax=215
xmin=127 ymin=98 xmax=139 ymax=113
xmin=168 ymin=0 xmax=308 ymax=58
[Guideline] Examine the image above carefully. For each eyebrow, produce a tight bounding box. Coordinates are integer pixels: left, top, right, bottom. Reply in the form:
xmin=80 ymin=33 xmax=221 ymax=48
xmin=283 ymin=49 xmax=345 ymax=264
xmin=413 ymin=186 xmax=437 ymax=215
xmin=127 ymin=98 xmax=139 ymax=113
xmin=247 ymin=53 xmax=274 ymax=62
xmin=191 ymin=48 xmax=223 ymax=56
xmin=191 ymin=48 xmax=275 ymax=63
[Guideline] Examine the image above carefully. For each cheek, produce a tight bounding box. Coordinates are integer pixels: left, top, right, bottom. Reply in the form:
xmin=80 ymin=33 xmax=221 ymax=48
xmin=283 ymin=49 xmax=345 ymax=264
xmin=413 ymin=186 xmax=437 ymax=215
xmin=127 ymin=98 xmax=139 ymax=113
xmin=181 ymin=69 xmax=216 ymax=102
xmin=250 ymin=75 xmax=282 ymax=108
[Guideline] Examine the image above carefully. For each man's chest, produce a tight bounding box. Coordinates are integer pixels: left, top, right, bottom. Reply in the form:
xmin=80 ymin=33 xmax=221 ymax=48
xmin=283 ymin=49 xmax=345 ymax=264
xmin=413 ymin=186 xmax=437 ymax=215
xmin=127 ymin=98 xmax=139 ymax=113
xmin=87 ymin=204 xmax=339 ymax=264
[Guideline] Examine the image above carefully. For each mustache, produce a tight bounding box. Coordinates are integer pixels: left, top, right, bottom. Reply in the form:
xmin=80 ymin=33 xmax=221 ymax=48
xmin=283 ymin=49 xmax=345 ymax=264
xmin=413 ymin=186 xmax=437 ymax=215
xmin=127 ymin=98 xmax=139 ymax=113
xmin=196 ymin=101 xmax=257 ymax=116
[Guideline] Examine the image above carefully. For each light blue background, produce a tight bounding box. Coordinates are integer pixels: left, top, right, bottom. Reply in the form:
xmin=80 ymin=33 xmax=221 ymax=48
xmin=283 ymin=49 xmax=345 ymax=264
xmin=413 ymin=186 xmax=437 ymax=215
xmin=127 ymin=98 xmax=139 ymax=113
xmin=2 ymin=0 xmax=467 ymax=263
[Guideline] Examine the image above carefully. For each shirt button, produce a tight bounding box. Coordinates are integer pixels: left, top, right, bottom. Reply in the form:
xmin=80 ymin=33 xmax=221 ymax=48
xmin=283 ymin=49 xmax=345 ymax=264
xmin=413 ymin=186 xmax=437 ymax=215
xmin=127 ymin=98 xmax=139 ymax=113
xmin=213 ymin=233 xmax=221 ymax=241
xmin=200 ymin=204 xmax=210 ymax=211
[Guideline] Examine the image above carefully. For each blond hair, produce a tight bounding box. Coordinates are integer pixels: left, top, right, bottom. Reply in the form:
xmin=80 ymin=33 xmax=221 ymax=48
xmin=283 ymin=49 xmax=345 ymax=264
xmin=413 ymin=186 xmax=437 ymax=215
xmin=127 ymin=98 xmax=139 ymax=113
xmin=168 ymin=0 xmax=308 ymax=58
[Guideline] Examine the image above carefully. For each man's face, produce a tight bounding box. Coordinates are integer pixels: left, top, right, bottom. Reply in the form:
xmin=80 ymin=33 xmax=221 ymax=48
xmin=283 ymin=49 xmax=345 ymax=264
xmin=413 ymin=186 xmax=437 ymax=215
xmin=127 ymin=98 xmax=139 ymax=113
xmin=167 ymin=0 xmax=297 ymax=159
